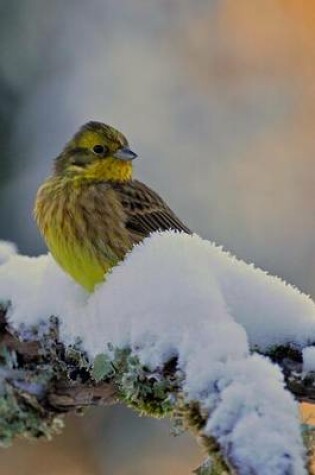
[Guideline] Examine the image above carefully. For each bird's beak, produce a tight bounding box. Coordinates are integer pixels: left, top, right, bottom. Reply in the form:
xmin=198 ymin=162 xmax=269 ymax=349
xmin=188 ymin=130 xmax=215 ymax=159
xmin=113 ymin=147 xmax=138 ymax=161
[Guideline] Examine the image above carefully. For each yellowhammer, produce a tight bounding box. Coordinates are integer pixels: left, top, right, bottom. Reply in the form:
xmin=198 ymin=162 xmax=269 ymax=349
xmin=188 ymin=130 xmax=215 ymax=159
xmin=34 ymin=121 xmax=191 ymax=291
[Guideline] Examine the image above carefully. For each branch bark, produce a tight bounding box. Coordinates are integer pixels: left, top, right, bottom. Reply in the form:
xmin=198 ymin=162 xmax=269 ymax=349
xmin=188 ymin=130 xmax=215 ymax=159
xmin=0 ymin=308 xmax=118 ymax=413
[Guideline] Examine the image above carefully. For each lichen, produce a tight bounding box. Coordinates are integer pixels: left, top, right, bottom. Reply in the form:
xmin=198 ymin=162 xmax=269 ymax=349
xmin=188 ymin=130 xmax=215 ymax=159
xmin=302 ymin=423 xmax=315 ymax=473
xmin=0 ymin=345 xmax=63 ymax=447
xmin=193 ymin=457 xmax=231 ymax=475
xmin=0 ymin=316 xmax=65 ymax=447
xmin=91 ymin=346 xmax=178 ymax=418
xmin=193 ymin=458 xmax=212 ymax=475
xmin=0 ymin=381 xmax=63 ymax=447
xmin=90 ymin=348 xmax=234 ymax=472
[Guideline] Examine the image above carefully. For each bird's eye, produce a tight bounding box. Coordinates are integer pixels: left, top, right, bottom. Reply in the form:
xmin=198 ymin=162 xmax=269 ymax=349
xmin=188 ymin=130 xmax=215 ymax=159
xmin=92 ymin=144 xmax=107 ymax=155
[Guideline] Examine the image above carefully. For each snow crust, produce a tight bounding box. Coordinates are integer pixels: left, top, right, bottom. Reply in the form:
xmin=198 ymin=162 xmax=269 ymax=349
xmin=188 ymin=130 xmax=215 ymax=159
xmin=0 ymin=232 xmax=313 ymax=474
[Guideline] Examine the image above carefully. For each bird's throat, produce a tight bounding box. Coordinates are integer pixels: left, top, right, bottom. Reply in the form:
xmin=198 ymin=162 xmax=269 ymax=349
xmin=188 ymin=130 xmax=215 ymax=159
xmin=83 ymin=158 xmax=133 ymax=182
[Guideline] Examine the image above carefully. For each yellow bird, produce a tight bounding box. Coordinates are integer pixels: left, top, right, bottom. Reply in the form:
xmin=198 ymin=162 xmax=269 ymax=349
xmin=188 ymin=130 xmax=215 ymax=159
xmin=34 ymin=121 xmax=191 ymax=292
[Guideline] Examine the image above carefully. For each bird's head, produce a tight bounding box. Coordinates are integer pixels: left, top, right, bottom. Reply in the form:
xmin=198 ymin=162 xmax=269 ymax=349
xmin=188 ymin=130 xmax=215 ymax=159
xmin=54 ymin=121 xmax=137 ymax=182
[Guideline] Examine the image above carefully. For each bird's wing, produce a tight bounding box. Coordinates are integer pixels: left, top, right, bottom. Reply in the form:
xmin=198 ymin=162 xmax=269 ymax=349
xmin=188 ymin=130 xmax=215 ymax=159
xmin=112 ymin=180 xmax=192 ymax=238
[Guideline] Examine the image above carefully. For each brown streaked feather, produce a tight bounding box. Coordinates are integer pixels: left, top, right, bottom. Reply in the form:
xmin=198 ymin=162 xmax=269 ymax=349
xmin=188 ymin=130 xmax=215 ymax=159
xmin=111 ymin=180 xmax=192 ymax=238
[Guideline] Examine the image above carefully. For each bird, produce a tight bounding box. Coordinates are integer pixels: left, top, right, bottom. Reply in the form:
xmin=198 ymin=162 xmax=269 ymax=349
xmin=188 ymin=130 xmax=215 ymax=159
xmin=34 ymin=121 xmax=191 ymax=292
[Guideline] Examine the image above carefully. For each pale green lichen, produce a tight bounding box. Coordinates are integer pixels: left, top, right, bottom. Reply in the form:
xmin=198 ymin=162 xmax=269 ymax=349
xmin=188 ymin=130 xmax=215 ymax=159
xmin=92 ymin=353 xmax=114 ymax=382
xmin=302 ymin=423 xmax=315 ymax=473
xmin=0 ymin=316 xmax=65 ymax=447
xmin=91 ymin=347 xmax=178 ymax=418
xmin=90 ymin=348 xmax=234 ymax=473
xmin=0 ymin=357 xmax=63 ymax=446
xmin=193 ymin=458 xmax=213 ymax=475
xmin=193 ymin=457 xmax=232 ymax=475
xmin=0 ymin=381 xmax=63 ymax=447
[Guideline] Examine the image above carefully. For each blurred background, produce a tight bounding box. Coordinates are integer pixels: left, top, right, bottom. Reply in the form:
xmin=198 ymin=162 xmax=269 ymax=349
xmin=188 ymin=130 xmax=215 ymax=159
xmin=0 ymin=0 xmax=314 ymax=473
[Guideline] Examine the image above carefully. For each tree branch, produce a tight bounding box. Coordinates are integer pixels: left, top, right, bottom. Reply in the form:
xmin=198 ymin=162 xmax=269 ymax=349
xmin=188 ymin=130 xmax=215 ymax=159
xmin=0 ymin=306 xmax=313 ymax=474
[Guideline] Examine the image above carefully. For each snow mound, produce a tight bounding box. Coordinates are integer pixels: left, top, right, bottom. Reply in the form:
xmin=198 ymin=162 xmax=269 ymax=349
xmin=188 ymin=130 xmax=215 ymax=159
xmin=0 ymin=232 xmax=313 ymax=474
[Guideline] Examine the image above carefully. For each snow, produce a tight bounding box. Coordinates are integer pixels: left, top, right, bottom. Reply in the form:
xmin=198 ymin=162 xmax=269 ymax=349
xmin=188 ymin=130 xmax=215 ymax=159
xmin=303 ymin=347 xmax=315 ymax=373
xmin=0 ymin=253 xmax=86 ymax=326
xmin=0 ymin=241 xmax=17 ymax=265
xmin=0 ymin=231 xmax=314 ymax=474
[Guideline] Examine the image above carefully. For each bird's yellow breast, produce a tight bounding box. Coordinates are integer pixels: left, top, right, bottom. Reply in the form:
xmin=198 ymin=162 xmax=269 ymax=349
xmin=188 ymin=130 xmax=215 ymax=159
xmin=45 ymin=226 xmax=111 ymax=292
xmin=34 ymin=177 xmax=124 ymax=292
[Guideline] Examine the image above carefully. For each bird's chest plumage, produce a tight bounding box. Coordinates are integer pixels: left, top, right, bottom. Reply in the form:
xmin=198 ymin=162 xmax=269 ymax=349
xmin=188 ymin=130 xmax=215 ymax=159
xmin=34 ymin=178 xmax=132 ymax=291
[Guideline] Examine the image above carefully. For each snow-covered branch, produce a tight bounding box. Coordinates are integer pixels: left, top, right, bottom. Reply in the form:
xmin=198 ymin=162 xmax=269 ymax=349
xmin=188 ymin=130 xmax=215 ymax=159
xmin=0 ymin=234 xmax=315 ymax=474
